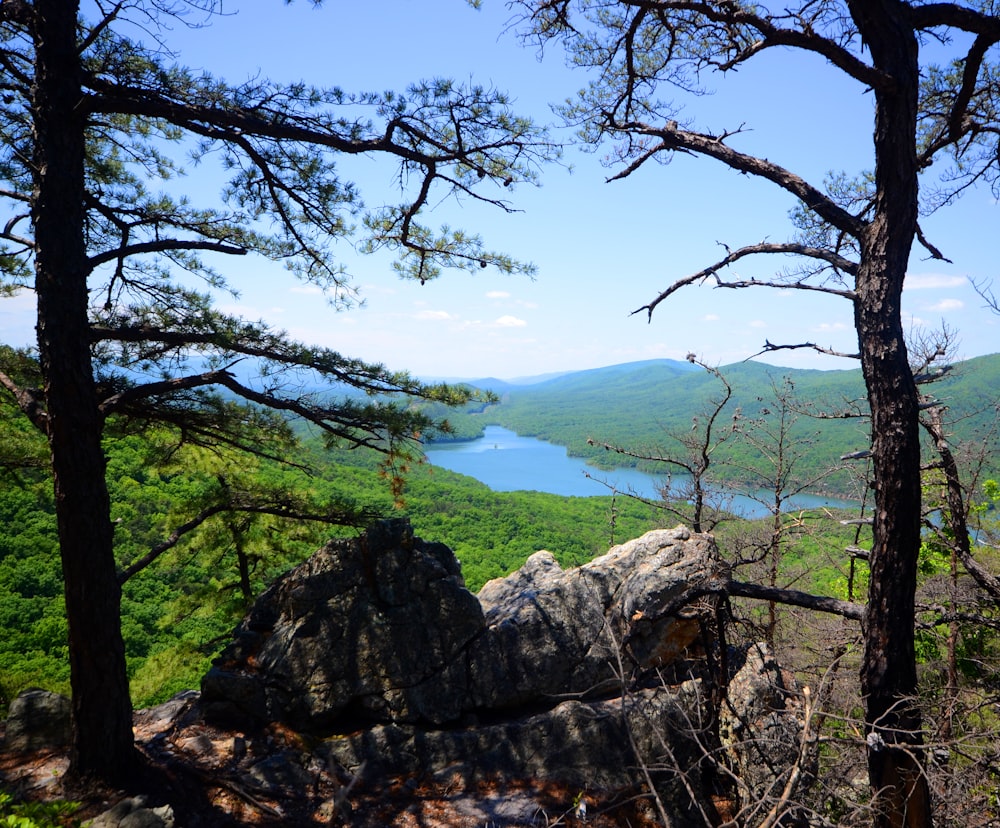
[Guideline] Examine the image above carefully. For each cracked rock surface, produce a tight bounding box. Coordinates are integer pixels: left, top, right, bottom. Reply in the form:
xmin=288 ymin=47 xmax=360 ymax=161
xmin=3 ymin=521 xmax=802 ymax=826
xmin=201 ymin=519 xmax=727 ymax=733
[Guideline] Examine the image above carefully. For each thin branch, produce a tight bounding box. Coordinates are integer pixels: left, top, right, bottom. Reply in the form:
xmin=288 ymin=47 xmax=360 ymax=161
xmin=922 ymin=406 xmax=1000 ymax=603
xmin=118 ymin=503 xmax=229 ymax=583
xmin=750 ymin=340 xmax=861 ymax=361
xmin=914 ymin=222 xmax=952 ymax=263
xmin=758 ymin=686 xmax=815 ymax=828
xmin=0 ymin=368 xmax=47 ymax=430
xmin=118 ymin=498 xmax=379 ymax=583
xmin=971 ymin=276 xmax=999 ymax=315
xmin=727 ymin=580 xmax=865 ymax=621
xmin=633 ymin=241 xmax=857 ymax=321
xmin=77 ymin=1 xmax=126 ymax=56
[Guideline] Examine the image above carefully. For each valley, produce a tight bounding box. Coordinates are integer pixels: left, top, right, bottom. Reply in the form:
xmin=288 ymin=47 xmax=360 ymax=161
xmin=433 ymin=353 xmax=1000 ymax=497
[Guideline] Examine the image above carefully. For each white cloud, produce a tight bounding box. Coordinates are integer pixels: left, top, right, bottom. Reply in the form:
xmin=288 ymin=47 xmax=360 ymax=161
xmin=815 ymin=321 xmax=849 ymax=332
xmin=289 ymin=284 xmax=325 ymax=295
xmin=495 ymin=315 xmax=527 ymax=328
xmin=703 ymin=314 xmax=720 ymax=322
xmin=414 ymin=309 xmax=455 ymax=321
xmin=905 ymin=273 xmax=967 ymax=290
xmin=749 ymin=319 xmax=768 ymax=328
xmin=486 ymin=290 xmax=511 ymax=299
xmin=925 ymin=298 xmax=964 ymax=312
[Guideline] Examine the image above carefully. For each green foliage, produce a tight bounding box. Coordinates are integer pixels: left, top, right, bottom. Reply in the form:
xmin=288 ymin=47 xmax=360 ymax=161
xmin=0 ymin=413 xmax=661 ymax=707
xmin=0 ymin=355 xmax=995 ymax=722
xmin=440 ymin=355 xmax=1000 ymax=498
xmin=0 ymin=793 xmax=81 ymax=828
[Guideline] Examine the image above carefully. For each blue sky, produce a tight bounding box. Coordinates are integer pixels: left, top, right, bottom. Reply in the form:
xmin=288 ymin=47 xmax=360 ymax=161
xmin=2 ymin=1 xmax=997 ymax=380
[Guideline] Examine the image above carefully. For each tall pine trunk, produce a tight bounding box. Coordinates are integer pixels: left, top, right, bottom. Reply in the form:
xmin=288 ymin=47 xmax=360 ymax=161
xmin=32 ymin=0 xmax=136 ymax=784
xmin=850 ymin=2 xmax=932 ymax=825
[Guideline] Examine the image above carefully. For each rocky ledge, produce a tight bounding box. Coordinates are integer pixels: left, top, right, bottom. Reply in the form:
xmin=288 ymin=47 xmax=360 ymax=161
xmin=3 ymin=520 xmax=804 ymax=826
xmin=196 ymin=519 xmax=803 ymax=825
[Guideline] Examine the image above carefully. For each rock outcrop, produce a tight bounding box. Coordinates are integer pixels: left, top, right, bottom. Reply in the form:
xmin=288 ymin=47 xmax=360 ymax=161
xmin=201 ymin=519 xmax=726 ymax=732
xmin=196 ymin=519 xmax=802 ymax=825
xmin=0 ymin=521 xmax=807 ymax=826
xmin=89 ymin=796 xmax=175 ymax=828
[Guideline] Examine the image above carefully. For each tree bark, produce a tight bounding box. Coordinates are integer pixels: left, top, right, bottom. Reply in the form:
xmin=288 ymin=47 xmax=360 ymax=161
xmin=32 ymin=0 xmax=136 ymax=784
xmin=848 ymin=2 xmax=932 ymax=825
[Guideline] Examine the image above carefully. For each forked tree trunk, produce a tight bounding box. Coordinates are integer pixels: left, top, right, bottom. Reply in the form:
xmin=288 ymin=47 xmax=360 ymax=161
xmin=33 ymin=0 xmax=136 ymax=784
xmin=849 ymin=2 xmax=932 ymax=825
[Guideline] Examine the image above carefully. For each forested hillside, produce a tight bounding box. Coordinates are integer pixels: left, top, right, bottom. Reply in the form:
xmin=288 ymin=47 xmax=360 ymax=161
xmin=436 ymin=354 xmax=1000 ymax=496
xmin=3 ymin=354 xmax=995 ymax=718
xmin=0 ymin=430 xmax=661 ymax=713
xmin=2 ymin=360 xmax=997 ymax=825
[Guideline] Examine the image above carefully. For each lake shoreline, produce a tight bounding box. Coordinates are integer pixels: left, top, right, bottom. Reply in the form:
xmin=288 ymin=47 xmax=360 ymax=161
xmin=425 ymin=425 xmax=859 ymax=518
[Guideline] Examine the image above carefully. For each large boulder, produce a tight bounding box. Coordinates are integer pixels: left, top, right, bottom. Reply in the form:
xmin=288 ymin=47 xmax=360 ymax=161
xmin=201 ymin=519 xmax=728 ymax=732
xmin=197 ymin=519 xmax=803 ymax=825
xmin=319 ymin=683 xmax=711 ymax=820
xmin=201 ymin=519 xmax=484 ymax=730
xmin=469 ymin=524 xmax=727 ymax=710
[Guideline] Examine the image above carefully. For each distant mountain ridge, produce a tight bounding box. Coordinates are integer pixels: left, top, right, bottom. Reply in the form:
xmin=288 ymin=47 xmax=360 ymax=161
xmin=435 ymin=358 xmax=702 ymax=389
xmin=433 ymin=353 xmax=1000 ymax=497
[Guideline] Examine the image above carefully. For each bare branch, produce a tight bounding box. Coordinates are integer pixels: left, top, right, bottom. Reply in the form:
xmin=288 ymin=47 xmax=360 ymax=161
xmin=751 ymin=340 xmax=861 ymax=361
xmin=631 ymin=575 xmax=864 ymax=622
xmin=0 ymin=368 xmax=47 ymax=430
xmin=633 ymin=241 xmax=857 ymax=321
xmin=972 ymin=275 xmax=999 ymax=314
xmin=612 ymin=122 xmax=866 ymax=239
xmin=727 ymin=580 xmax=865 ymax=621
xmin=914 ymin=222 xmax=953 ymax=263
xmin=758 ymin=685 xmax=815 ymax=828
xmin=922 ymin=406 xmax=1000 ymax=603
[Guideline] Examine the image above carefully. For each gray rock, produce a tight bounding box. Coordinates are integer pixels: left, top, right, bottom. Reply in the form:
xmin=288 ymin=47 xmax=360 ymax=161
xmin=198 ymin=519 xmax=801 ymax=824
xmin=245 ymin=751 xmax=314 ymax=795
xmin=89 ymin=796 xmax=174 ymax=828
xmin=4 ymin=689 xmax=71 ymax=751
xmin=468 ymin=526 xmax=726 ymax=708
xmin=202 ymin=521 xmax=728 ymax=733
xmin=719 ymin=642 xmax=807 ymax=815
xmin=319 ymin=683 xmax=712 ymax=827
xmin=202 ymin=519 xmax=485 ymax=729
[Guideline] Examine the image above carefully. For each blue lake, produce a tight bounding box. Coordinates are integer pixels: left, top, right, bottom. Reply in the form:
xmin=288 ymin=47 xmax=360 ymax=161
xmin=424 ymin=425 xmax=856 ymax=520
